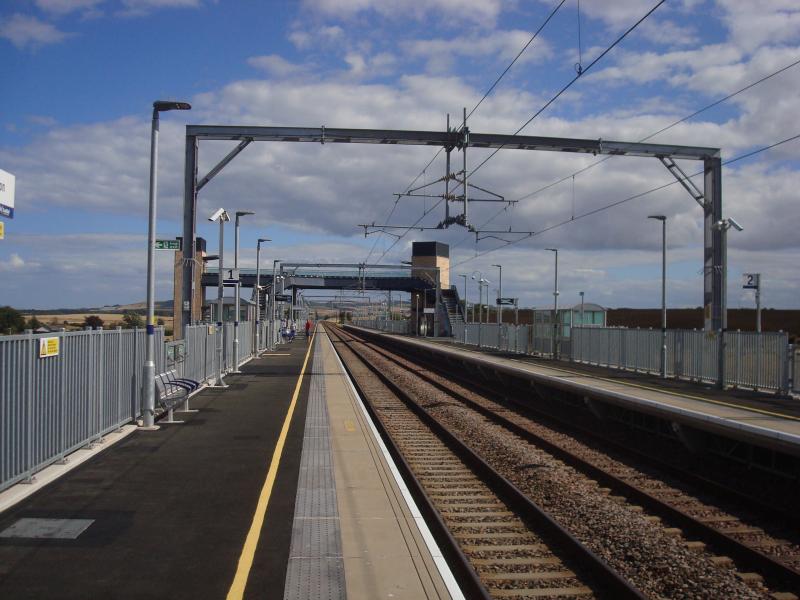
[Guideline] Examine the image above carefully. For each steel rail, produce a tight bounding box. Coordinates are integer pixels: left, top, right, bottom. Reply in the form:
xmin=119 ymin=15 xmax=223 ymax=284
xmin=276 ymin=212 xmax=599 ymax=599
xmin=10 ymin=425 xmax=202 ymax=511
xmin=349 ymin=327 xmax=800 ymax=593
xmin=382 ymin=332 xmax=800 ymax=521
xmin=326 ymin=325 xmax=492 ymax=600
xmin=328 ymin=324 xmax=646 ymax=599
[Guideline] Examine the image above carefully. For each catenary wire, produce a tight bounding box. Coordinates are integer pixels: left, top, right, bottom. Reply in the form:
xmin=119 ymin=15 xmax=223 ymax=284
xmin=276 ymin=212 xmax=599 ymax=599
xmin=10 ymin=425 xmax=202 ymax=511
xmin=460 ymin=0 xmax=666 ymax=185
xmin=514 ymin=55 xmax=800 ymax=204
xmin=370 ymin=0 xmax=569 ymax=263
xmin=445 ymin=131 xmax=800 ymax=273
xmin=450 ymin=54 xmax=800 ymax=249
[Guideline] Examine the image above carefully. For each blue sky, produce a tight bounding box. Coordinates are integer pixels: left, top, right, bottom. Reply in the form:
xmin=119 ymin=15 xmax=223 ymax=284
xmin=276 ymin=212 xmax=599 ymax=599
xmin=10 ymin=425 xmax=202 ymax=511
xmin=1 ymin=0 xmax=799 ymax=311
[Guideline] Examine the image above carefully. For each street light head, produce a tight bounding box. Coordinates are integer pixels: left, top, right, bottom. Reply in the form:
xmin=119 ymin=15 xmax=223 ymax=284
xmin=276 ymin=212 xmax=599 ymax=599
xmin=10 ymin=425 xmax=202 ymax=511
xmin=236 ymin=210 xmax=255 ymax=217
xmin=648 ymin=215 xmax=666 ymax=221
xmin=208 ymin=207 xmax=228 ymax=222
xmin=728 ymin=217 xmax=744 ymax=231
xmin=492 ymin=264 xmax=501 ymax=268
xmin=545 ymin=247 xmax=557 ymax=252
xmin=153 ymin=100 xmax=192 ymax=112
xmin=258 ymin=237 xmax=271 ymax=243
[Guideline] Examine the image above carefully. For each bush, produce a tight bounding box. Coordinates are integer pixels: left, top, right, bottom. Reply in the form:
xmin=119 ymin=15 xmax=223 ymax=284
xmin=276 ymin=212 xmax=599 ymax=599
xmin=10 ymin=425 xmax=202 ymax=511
xmin=26 ymin=315 xmax=44 ymax=330
xmin=0 ymin=306 xmax=26 ymax=334
xmin=84 ymin=315 xmax=104 ymax=329
xmin=122 ymin=311 xmax=144 ymax=329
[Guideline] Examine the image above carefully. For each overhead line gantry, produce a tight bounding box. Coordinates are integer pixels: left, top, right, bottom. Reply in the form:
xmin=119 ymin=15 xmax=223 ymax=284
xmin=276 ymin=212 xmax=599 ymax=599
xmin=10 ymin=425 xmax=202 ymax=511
xmin=180 ymin=123 xmax=723 ymax=337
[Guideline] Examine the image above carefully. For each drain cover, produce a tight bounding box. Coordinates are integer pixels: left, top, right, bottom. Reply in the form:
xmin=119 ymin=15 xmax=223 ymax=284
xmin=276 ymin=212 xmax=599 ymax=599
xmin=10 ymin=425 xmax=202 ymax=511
xmin=0 ymin=518 xmax=94 ymax=540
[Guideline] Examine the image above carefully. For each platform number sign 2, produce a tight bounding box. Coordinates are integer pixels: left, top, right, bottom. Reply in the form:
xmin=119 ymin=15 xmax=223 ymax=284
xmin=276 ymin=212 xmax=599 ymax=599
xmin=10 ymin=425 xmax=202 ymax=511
xmin=742 ymin=273 xmax=760 ymax=290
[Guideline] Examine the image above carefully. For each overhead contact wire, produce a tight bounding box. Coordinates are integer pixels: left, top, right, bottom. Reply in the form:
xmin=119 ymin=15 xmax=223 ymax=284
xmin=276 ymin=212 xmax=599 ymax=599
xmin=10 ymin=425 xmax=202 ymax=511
xmin=444 ymin=131 xmax=800 ymax=273
xmin=372 ymin=0 xmax=568 ymax=263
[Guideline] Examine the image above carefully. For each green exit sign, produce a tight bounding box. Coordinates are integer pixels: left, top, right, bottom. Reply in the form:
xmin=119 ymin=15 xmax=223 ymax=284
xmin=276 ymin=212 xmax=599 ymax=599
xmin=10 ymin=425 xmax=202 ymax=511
xmin=155 ymin=239 xmax=182 ymax=250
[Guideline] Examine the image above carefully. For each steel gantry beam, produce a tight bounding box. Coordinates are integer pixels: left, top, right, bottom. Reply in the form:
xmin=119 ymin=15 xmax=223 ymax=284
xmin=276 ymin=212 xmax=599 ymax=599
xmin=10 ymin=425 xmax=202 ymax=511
xmin=180 ymin=124 xmax=723 ymax=335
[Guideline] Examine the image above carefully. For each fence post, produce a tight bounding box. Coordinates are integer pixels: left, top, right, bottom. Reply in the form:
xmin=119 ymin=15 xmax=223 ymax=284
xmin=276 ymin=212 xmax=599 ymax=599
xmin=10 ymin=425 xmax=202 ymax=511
xmin=58 ymin=329 xmax=67 ymax=464
xmin=735 ymin=331 xmax=742 ymax=390
xmin=133 ymin=327 xmax=138 ymax=420
xmin=755 ymin=332 xmax=762 ymax=392
xmin=786 ymin=344 xmax=794 ymax=396
xmin=24 ymin=330 xmax=35 ymax=483
xmin=97 ymin=328 xmax=105 ymax=443
xmin=86 ymin=327 xmax=97 ymax=447
xmin=117 ymin=327 xmax=123 ymax=431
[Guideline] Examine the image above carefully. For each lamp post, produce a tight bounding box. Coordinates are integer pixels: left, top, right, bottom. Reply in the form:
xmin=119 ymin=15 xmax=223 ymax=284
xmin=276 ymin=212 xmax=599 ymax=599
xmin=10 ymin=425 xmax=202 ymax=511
xmin=492 ymin=264 xmax=502 ymax=325
xmin=269 ymin=259 xmax=280 ymax=350
xmin=579 ymin=291 xmax=585 ymax=326
xmin=545 ymin=249 xmax=559 ymax=359
xmin=712 ymin=217 xmax=743 ymax=389
xmin=254 ymin=237 xmax=270 ymax=354
xmin=470 ymin=271 xmax=483 ymax=324
xmin=231 ymin=211 xmax=254 ymax=373
xmin=209 ymin=208 xmax=230 ymax=388
xmin=142 ymin=100 xmax=191 ymax=429
xmin=458 ymin=273 xmax=468 ymax=342
xmin=648 ymin=215 xmax=667 ymax=378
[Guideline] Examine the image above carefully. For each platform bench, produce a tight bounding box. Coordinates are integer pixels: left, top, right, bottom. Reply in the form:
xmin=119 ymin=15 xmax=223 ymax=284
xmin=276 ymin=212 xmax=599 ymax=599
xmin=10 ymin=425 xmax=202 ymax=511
xmin=155 ymin=370 xmax=201 ymax=423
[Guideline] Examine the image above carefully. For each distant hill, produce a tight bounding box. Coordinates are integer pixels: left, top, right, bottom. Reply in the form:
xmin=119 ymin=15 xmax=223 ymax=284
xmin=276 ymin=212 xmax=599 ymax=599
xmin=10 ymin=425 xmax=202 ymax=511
xmin=22 ymin=300 xmax=173 ymax=315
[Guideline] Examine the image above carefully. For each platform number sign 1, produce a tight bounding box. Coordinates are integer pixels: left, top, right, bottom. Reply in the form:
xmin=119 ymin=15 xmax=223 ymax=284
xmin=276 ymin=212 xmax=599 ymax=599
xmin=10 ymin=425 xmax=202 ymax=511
xmin=742 ymin=273 xmax=760 ymax=290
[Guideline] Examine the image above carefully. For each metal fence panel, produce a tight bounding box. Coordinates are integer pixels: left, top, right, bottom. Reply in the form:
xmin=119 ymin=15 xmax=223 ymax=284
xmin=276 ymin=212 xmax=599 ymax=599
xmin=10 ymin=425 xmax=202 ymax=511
xmin=724 ymin=331 xmax=788 ymax=392
xmin=516 ymin=325 xmax=529 ymax=354
xmin=571 ymin=327 xmax=789 ymax=393
xmin=531 ymin=323 xmax=553 ymax=356
xmin=668 ymin=329 xmax=718 ymax=383
xmin=0 ymin=327 xmax=160 ymax=492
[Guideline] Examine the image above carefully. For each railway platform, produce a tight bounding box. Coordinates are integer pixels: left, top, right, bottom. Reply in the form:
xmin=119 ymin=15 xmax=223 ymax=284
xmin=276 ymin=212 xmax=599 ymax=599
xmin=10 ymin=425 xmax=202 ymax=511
xmin=348 ymin=326 xmax=800 ymax=460
xmin=0 ymin=330 xmax=458 ymax=600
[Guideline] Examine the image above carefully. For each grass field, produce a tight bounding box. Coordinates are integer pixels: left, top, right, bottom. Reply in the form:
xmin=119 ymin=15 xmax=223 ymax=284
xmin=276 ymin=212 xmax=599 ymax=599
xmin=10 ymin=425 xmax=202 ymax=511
xmin=28 ymin=313 xmax=174 ymax=331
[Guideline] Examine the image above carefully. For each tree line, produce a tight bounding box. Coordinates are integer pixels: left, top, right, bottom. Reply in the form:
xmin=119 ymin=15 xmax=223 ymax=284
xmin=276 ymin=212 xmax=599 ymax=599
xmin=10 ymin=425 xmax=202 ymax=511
xmin=0 ymin=306 xmax=154 ymax=335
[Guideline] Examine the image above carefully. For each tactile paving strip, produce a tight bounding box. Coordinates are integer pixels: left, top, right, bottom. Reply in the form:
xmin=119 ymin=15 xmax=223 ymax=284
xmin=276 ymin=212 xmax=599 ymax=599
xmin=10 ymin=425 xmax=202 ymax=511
xmin=284 ymin=334 xmax=346 ymax=600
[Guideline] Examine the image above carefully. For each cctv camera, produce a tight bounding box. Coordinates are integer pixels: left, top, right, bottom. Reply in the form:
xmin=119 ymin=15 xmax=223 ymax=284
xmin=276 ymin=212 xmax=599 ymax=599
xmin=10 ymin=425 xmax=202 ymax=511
xmin=728 ymin=217 xmax=743 ymax=232
xmin=208 ymin=208 xmax=226 ymax=222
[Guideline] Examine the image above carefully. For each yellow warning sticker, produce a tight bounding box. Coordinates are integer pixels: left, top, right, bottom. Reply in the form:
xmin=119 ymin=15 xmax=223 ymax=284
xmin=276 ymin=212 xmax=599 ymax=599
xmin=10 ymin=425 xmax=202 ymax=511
xmin=39 ymin=337 xmax=59 ymax=358
xmin=0 ymin=221 xmax=4 ymax=239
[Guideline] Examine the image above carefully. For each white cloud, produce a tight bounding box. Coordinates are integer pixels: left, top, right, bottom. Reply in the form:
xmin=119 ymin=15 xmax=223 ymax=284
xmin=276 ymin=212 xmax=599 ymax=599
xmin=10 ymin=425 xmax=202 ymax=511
xmin=118 ymin=0 xmax=201 ymax=16
xmin=404 ymin=29 xmax=553 ymax=74
xmin=639 ymin=19 xmax=698 ymax=47
xmin=247 ymin=54 xmax=311 ymax=78
xmin=34 ymin=0 xmax=104 ymax=15
xmin=301 ymin=0 xmax=503 ymax=26
xmin=288 ymin=25 xmax=343 ymax=50
xmin=0 ymin=253 xmax=27 ymax=272
xmin=342 ymin=50 xmax=396 ymax=78
xmin=718 ymin=0 xmax=800 ymax=52
xmin=27 ymin=115 xmax=58 ymax=126
xmin=0 ymin=14 xmax=71 ymax=49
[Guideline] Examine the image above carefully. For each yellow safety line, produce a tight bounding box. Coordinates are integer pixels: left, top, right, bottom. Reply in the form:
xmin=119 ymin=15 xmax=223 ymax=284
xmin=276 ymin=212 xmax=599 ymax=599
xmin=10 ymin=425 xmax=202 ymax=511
xmin=226 ymin=328 xmax=316 ymax=600
xmin=414 ymin=337 xmax=800 ymax=423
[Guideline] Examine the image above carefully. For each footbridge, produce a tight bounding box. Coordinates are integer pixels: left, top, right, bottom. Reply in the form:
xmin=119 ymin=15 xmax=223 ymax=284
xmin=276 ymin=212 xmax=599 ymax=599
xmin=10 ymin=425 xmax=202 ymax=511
xmin=201 ymin=263 xmax=436 ymax=293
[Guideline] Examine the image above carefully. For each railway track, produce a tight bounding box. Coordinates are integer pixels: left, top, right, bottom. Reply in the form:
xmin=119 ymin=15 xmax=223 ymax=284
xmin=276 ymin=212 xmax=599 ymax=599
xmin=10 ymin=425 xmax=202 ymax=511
xmin=328 ymin=324 xmax=800 ymax=599
xmin=326 ymin=324 xmax=641 ymax=599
